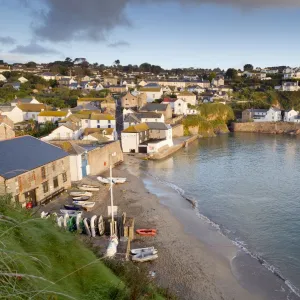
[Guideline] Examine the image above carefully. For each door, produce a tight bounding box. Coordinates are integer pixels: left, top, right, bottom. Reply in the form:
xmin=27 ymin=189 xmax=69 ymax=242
xmin=138 ymin=146 xmax=148 ymax=153
xmin=24 ymin=189 xmax=37 ymax=206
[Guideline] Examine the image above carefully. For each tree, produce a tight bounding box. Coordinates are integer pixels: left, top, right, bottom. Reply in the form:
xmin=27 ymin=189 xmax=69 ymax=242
xmin=25 ymin=61 xmax=37 ymax=68
xmin=65 ymin=57 xmax=72 ymax=63
xmin=209 ymin=72 xmax=217 ymax=82
xmin=225 ymin=68 xmax=238 ymax=80
xmin=114 ymin=59 xmax=120 ymax=67
xmin=244 ymin=64 xmax=254 ymax=71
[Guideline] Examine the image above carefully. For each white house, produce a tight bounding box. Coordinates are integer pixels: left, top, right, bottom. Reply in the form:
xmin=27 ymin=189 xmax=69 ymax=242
xmin=0 ymin=105 xmax=24 ymax=123
xmin=123 ymin=108 xmax=136 ymax=121
xmin=82 ymin=128 xmax=116 ymax=142
xmin=38 ymin=110 xmax=72 ymax=124
xmin=11 ymin=97 xmax=40 ymax=107
xmin=211 ymin=76 xmax=225 ymax=87
xmin=265 ymin=107 xmax=282 ymax=122
xmin=18 ymin=76 xmax=28 ymax=83
xmin=177 ymin=91 xmax=197 ymax=106
xmin=284 ymin=109 xmax=299 ymax=122
xmin=138 ymin=80 xmax=147 ymax=87
xmin=139 ymin=85 xmax=163 ymax=102
xmin=282 ymin=82 xmax=299 ymax=92
xmin=17 ymin=104 xmax=47 ymax=122
xmin=40 ymin=72 xmax=56 ymax=81
xmin=187 ymin=85 xmax=206 ymax=94
xmin=0 ymin=74 xmax=7 ymax=82
xmin=76 ymin=112 xmax=116 ymax=129
xmin=123 ymin=112 xmax=164 ymax=130
xmin=174 ymin=99 xmax=188 ymax=115
xmin=42 ymin=123 xmax=82 ymax=141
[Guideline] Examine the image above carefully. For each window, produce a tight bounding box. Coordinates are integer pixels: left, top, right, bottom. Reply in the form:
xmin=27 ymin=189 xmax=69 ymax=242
xmin=43 ymin=181 xmax=49 ymax=193
xmin=41 ymin=167 xmax=46 ymax=179
xmin=97 ymin=120 xmax=100 ymax=123
xmin=97 ymin=125 xmax=100 ymax=128
xmin=52 ymin=162 xmax=56 ymax=172
xmin=108 ymin=120 xmax=111 ymax=124
xmin=62 ymin=173 xmax=67 ymax=183
xmin=53 ymin=177 xmax=59 ymax=188
xmin=108 ymin=125 xmax=111 ymax=128
xmin=85 ymin=120 xmax=88 ymax=124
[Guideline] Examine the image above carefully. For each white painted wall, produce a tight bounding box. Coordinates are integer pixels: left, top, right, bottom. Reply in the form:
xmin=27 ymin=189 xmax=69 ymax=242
xmin=80 ymin=119 xmax=116 ymax=129
xmin=0 ymin=106 xmax=24 ymax=123
xmin=284 ymin=110 xmax=298 ymax=122
xmin=121 ymin=133 xmax=139 ymax=153
xmin=174 ymin=99 xmax=188 ymax=115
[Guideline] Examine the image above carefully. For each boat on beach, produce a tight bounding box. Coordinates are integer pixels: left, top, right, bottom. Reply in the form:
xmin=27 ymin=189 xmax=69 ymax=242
xmin=90 ymin=215 xmax=97 ymax=237
xmin=64 ymin=204 xmax=81 ymax=210
xmin=83 ymin=218 xmax=91 ymax=237
xmin=73 ymin=201 xmax=95 ymax=209
xmin=97 ymin=176 xmax=127 ymax=184
xmin=79 ymin=185 xmax=99 ymax=192
xmin=72 ymin=196 xmax=90 ymax=201
xmin=130 ymin=247 xmax=158 ymax=255
xmin=70 ymin=191 xmax=93 ymax=197
xmin=136 ymin=229 xmax=157 ymax=236
xmin=60 ymin=209 xmax=82 ymax=216
xmin=98 ymin=215 xmax=105 ymax=236
xmin=131 ymin=252 xmax=158 ymax=262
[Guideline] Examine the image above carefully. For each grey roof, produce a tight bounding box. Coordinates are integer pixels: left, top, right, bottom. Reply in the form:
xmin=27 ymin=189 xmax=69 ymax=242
xmin=136 ymin=112 xmax=162 ymax=119
xmin=52 ymin=141 xmax=86 ymax=155
xmin=124 ymin=114 xmax=140 ymax=123
xmin=0 ymin=105 xmax=14 ymax=112
xmin=146 ymin=122 xmax=169 ymax=130
xmin=245 ymin=109 xmax=268 ymax=113
xmin=0 ymin=136 xmax=68 ymax=179
xmin=11 ymin=98 xmax=33 ymax=104
xmin=140 ymin=103 xmax=169 ymax=112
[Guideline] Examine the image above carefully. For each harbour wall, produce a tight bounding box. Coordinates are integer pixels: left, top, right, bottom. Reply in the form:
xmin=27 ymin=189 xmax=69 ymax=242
xmin=232 ymin=122 xmax=300 ymax=134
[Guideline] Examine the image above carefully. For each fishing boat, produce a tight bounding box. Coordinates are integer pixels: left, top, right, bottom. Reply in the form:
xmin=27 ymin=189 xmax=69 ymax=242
xmin=130 ymin=247 xmax=158 ymax=255
xmin=97 ymin=176 xmax=126 ymax=184
xmin=57 ymin=216 xmax=64 ymax=228
xmin=79 ymin=185 xmax=99 ymax=192
xmin=83 ymin=218 xmax=91 ymax=237
xmin=136 ymin=229 xmax=157 ymax=236
xmin=63 ymin=213 xmax=69 ymax=229
xmin=73 ymin=201 xmax=95 ymax=209
xmin=90 ymin=215 xmax=97 ymax=237
xmin=98 ymin=215 xmax=105 ymax=236
xmin=70 ymin=191 xmax=93 ymax=197
xmin=64 ymin=204 xmax=81 ymax=211
xmin=72 ymin=196 xmax=90 ymax=201
xmin=76 ymin=213 xmax=82 ymax=233
xmin=131 ymin=252 xmax=158 ymax=262
xmin=60 ymin=209 xmax=82 ymax=216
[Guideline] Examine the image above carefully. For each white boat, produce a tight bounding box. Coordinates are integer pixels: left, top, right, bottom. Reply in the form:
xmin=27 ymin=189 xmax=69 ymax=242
xmin=57 ymin=216 xmax=64 ymax=228
xmin=97 ymin=176 xmax=127 ymax=184
xmin=73 ymin=201 xmax=95 ymax=209
xmin=98 ymin=215 xmax=105 ymax=236
xmin=72 ymin=196 xmax=90 ymax=201
xmin=130 ymin=247 xmax=158 ymax=256
xmin=90 ymin=215 xmax=97 ymax=237
xmin=79 ymin=186 xmax=99 ymax=192
xmin=63 ymin=213 xmax=69 ymax=229
xmin=106 ymin=234 xmax=118 ymax=258
xmin=70 ymin=191 xmax=93 ymax=197
xmin=76 ymin=214 xmax=82 ymax=233
xmin=131 ymin=252 xmax=158 ymax=263
xmin=40 ymin=211 xmax=50 ymax=219
xmin=83 ymin=218 xmax=91 ymax=237
xmin=60 ymin=209 xmax=82 ymax=216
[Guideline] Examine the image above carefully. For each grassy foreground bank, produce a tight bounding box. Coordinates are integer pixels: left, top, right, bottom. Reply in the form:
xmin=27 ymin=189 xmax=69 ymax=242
xmin=0 ymin=195 xmax=166 ymax=300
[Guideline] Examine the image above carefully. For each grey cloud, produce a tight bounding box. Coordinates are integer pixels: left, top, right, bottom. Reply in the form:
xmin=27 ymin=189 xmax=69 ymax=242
xmin=108 ymin=41 xmax=130 ymax=48
xmin=21 ymin=0 xmax=300 ymax=42
xmin=10 ymin=42 xmax=60 ymax=55
xmin=0 ymin=36 xmax=16 ymax=45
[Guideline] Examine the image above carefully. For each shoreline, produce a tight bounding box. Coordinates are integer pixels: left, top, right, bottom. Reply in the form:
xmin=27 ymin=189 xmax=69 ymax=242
xmin=112 ymin=154 xmax=262 ymax=300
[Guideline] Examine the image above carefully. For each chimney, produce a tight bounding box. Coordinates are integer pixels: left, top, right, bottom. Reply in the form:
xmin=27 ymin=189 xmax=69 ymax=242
xmin=41 ymin=109 xmax=44 ymax=112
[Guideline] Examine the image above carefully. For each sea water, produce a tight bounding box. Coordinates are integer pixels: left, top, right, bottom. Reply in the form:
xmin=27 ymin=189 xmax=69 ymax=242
xmin=141 ymin=133 xmax=300 ymax=299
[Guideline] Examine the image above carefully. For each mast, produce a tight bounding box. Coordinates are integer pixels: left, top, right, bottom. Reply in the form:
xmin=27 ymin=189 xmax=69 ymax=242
xmin=110 ymin=154 xmax=114 ymax=235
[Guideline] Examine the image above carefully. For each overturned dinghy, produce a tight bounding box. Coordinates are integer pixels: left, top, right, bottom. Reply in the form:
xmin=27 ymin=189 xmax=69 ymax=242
xmin=90 ymin=215 xmax=97 ymax=237
xmin=72 ymin=196 xmax=90 ymax=201
xmin=98 ymin=215 xmax=105 ymax=236
xmin=130 ymin=247 xmax=158 ymax=256
xmin=79 ymin=185 xmax=99 ymax=192
xmin=97 ymin=177 xmax=127 ymax=184
xmin=70 ymin=191 xmax=93 ymax=197
xmin=83 ymin=218 xmax=91 ymax=237
xmin=64 ymin=204 xmax=81 ymax=211
xmin=76 ymin=213 xmax=83 ymax=233
xmin=73 ymin=201 xmax=95 ymax=209
xmin=60 ymin=209 xmax=82 ymax=216
xmin=131 ymin=252 xmax=158 ymax=263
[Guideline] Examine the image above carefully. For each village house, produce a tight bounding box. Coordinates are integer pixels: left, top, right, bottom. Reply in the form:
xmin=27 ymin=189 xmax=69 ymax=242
xmin=280 ymin=82 xmax=299 ymax=92
xmin=265 ymin=107 xmax=282 ymax=122
xmin=103 ymin=76 xmax=119 ymax=86
xmin=139 ymin=103 xmax=172 ymax=120
xmin=51 ymin=142 xmax=90 ymax=182
xmin=123 ymin=112 xmax=164 ymax=130
xmin=3 ymin=82 xmax=21 ymax=90
xmin=138 ymin=80 xmax=148 ymax=87
xmin=121 ymin=91 xmax=147 ymax=108
xmin=77 ymin=95 xmax=116 ymax=111
xmin=211 ymin=76 xmax=225 ymax=87
xmin=0 ymin=64 xmax=11 ymax=73
xmin=139 ymin=84 xmax=163 ymax=102
xmin=18 ymin=103 xmax=47 ymax=122
xmin=121 ymin=122 xmax=173 ymax=154
xmin=11 ymin=96 xmax=40 ymax=107
xmin=74 ymin=111 xmax=116 ymax=129
xmin=283 ymin=69 xmax=300 ymax=80
xmin=42 ymin=121 xmax=82 ymax=141
xmin=284 ymin=109 xmax=299 ymax=122
xmin=0 ymin=116 xmax=15 ymax=140
xmin=40 ymin=72 xmax=56 ymax=81
xmin=0 ymin=136 xmax=71 ymax=207
xmin=106 ymin=85 xmax=127 ymax=93
xmin=0 ymin=74 xmax=7 ymax=82
xmin=242 ymin=109 xmax=268 ymax=122
xmin=177 ymin=91 xmax=197 ymax=105
xmin=197 ymin=80 xmax=211 ymax=88
xmin=38 ymin=110 xmax=72 ymax=124
xmin=187 ymin=85 xmax=206 ymax=94
xmin=0 ymin=105 xmax=24 ymax=123
xmin=82 ymin=128 xmax=116 ymax=142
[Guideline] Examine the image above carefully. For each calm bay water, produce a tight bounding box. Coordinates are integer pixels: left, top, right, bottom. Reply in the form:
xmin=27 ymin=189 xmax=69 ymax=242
xmin=143 ymin=133 xmax=300 ymax=298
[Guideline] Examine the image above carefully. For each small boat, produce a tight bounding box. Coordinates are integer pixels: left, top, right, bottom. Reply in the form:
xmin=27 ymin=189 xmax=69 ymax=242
xmin=70 ymin=191 xmax=93 ymax=197
xmin=136 ymin=229 xmax=157 ymax=236
xmin=98 ymin=215 xmax=105 ymax=236
xmin=63 ymin=213 xmax=69 ymax=229
xmin=79 ymin=185 xmax=99 ymax=192
xmin=130 ymin=247 xmax=158 ymax=256
xmin=90 ymin=215 xmax=97 ymax=237
xmin=97 ymin=176 xmax=127 ymax=184
xmin=76 ymin=214 xmax=82 ymax=233
xmin=60 ymin=209 xmax=82 ymax=216
xmin=72 ymin=196 xmax=90 ymax=201
xmin=131 ymin=252 xmax=158 ymax=263
xmin=40 ymin=211 xmax=50 ymax=219
xmin=83 ymin=218 xmax=91 ymax=237
xmin=73 ymin=201 xmax=95 ymax=209
xmin=64 ymin=204 xmax=81 ymax=211
xmin=57 ymin=216 xmax=64 ymax=228
xmin=106 ymin=234 xmax=118 ymax=257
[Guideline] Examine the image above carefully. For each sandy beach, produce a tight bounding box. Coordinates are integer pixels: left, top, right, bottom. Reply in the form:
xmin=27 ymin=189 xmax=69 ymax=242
xmin=108 ymin=155 xmax=262 ymax=300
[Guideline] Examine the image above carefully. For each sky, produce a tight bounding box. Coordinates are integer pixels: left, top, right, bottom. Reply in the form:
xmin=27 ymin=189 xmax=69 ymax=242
xmin=0 ymin=0 xmax=300 ymax=69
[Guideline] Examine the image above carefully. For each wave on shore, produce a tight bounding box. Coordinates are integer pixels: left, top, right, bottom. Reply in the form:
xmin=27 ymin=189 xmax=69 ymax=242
xmin=141 ymin=170 xmax=300 ymax=299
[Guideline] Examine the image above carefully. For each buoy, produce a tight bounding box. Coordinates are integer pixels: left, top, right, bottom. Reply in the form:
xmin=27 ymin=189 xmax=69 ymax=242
xmin=136 ymin=229 xmax=157 ymax=236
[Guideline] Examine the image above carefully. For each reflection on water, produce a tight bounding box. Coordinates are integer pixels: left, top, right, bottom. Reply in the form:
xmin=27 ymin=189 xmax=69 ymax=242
xmin=145 ymin=133 xmax=300 ymax=297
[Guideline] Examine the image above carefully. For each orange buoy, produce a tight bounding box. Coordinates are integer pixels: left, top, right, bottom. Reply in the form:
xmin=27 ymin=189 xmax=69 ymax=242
xmin=136 ymin=229 xmax=157 ymax=236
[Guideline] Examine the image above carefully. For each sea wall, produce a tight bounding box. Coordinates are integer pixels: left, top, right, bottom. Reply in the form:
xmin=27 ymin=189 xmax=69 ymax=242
xmin=172 ymin=124 xmax=184 ymax=138
xmin=232 ymin=122 xmax=300 ymax=134
xmin=88 ymin=141 xmax=124 ymax=175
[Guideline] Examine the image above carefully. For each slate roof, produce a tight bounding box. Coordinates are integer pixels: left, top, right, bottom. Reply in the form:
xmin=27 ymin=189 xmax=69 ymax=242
xmin=0 ymin=106 xmax=15 ymax=112
xmin=140 ymin=103 xmax=169 ymax=112
xmin=52 ymin=141 xmax=86 ymax=155
xmin=0 ymin=136 xmax=68 ymax=179
xmin=146 ymin=122 xmax=169 ymax=130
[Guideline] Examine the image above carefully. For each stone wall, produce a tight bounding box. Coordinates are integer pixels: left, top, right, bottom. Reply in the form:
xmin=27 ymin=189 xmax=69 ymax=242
xmin=87 ymin=141 xmax=124 ymax=175
xmin=232 ymin=122 xmax=300 ymax=134
xmin=0 ymin=124 xmax=15 ymax=140
xmin=172 ymin=124 xmax=184 ymax=137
